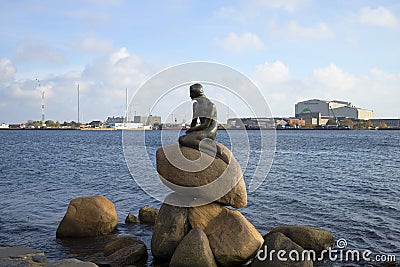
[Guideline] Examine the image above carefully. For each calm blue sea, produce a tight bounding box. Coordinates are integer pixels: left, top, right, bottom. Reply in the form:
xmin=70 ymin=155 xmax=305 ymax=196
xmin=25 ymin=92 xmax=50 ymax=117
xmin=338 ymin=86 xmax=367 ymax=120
xmin=0 ymin=130 xmax=399 ymax=266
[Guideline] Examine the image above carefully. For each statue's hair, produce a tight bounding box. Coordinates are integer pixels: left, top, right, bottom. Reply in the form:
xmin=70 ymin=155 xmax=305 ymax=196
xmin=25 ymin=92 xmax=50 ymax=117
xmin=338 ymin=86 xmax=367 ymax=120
xmin=190 ymin=83 xmax=204 ymax=96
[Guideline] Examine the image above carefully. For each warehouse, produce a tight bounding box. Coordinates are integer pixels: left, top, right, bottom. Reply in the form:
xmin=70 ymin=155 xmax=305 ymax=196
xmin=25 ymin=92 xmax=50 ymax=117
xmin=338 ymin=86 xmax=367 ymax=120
xmin=295 ymin=99 xmax=373 ymax=120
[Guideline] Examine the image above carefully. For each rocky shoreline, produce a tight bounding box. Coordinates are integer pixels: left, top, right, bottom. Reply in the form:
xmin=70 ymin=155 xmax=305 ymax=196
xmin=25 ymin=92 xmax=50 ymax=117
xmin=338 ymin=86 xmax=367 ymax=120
xmin=2 ymin=202 xmax=398 ymax=267
xmin=0 ymin=202 xmax=333 ymax=267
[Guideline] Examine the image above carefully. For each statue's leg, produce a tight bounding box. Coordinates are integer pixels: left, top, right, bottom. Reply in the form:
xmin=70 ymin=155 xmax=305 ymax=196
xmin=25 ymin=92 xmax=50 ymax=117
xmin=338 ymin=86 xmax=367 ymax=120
xmin=179 ymin=132 xmax=231 ymax=164
xmin=215 ymin=144 xmax=231 ymax=164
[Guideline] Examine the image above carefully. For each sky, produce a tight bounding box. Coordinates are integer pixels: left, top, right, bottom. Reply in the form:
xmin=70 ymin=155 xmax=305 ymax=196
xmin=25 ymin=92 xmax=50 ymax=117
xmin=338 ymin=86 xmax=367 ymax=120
xmin=0 ymin=0 xmax=399 ymax=124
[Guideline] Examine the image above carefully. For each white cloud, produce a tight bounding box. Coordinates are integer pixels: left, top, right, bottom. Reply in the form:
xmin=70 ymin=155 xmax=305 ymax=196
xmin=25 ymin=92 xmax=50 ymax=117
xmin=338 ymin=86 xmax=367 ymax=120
xmin=370 ymin=68 xmax=400 ymax=81
xmin=312 ymin=65 xmax=400 ymax=117
xmin=0 ymin=48 xmax=159 ymax=122
xmin=0 ymin=58 xmax=16 ymax=82
xmin=270 ymin=20 xmax=334 ymax=39
xmin=358 ymin=6 xmax=399 ymax=28
xmin=250 ymin=62 xmax=400 ymax=118
xmin=252 ymin=61 xmax=289 ymax=84
xmin=15 ymin=42 xmax=66 ymax=64
xmin=313 ymin=64 xmax=358 ymax=91
xmin=83 ymin=47 xmax=154 ymax=92
xmin=215 ymin=32 xmax=265 ymax=53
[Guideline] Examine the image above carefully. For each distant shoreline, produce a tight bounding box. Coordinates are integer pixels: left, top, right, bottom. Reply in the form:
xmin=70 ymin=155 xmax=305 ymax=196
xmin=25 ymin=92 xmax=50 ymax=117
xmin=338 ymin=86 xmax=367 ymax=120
xmin=1 ymin=128 xmax=399 ymax=131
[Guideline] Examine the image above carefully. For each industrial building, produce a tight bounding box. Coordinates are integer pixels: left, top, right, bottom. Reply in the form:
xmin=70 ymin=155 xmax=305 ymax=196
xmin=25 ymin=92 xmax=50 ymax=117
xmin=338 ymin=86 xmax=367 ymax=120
xmin=133 ymin=115 xmax=161 ymax=127
xmin=295 ymin=99 xmax=374 ymax=122
xmin=227 ymin=117 xmax=275 ymax=129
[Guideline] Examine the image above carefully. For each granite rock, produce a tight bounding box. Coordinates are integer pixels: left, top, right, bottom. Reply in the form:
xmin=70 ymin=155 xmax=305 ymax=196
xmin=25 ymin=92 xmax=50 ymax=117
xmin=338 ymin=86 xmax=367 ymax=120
xmin=170 ymin=228 xmax=217 ymax=267
xmin=56 ymin=196 xmax=117 ymax=238
xmin=156 ymin=143 xmax=247 ymax=208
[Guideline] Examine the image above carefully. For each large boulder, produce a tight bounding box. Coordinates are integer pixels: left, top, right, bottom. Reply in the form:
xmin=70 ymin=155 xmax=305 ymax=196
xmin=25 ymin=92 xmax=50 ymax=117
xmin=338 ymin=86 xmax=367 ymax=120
xmin=188 ymin=202 xmax=225 ymax=230
xmin=156 ymin=143 xmax=247 ymax=208
xmin=56 ymin=196 xmax=118 ymax=238
xmin=138 ymin=206 xmax=159 ymax=225
xmin=269 ymin=225 xmax=334 ymax=253
xmin=104 ymin=236 xmax=147 ymax=267
xmin=170 ymin=228 xmax=217 ymax=267
xmin=204 ymin=208 xmax=264 ymax=266
xmin=252 ymin=232 xmax=313 ymax=267
xmin=151 ymin=202 xmax=190 ymax=261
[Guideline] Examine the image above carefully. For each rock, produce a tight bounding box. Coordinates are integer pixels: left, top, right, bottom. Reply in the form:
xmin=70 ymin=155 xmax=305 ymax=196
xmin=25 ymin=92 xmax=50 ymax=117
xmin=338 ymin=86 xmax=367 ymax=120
xmin=151 ymin=202 xmax=189 ymax=261
xmin=125 ymin=213 xmax=140 ymax=224
xmin=104 ymin=236 xmax=145 ymax=256
xmin=0 ymin=246 xmax=44 ymax=259
xmin=188 ymin=202 xmax=225 ymax=230
xmin=205 ymin=208 xmax=264 ymax=266
xmin=251 ymin=232 xmax=313 ymax=267
xmin=156 ymin=143 xmax=247 ymax=208
xmin=138 ymin=206 xmax=159 ymax=225
xmin=0 ymin=246 xmax=48 ymax=267
xmin=47 ymin=258 xmax=98 ymax=266
xmin=170 ymin=228 xmax=217 ymax=267
xmin=105 ymin=238 xmax=147 ymax=267
xmin=56 ymin=196 xmax=118 ymax=238
xmin=0 ymin=247 xmax=98 ymax=267
xmin=32 ymin=254 xmax=48 ymax=264
xmin=269 ymin=225 xmax=334 ymax=253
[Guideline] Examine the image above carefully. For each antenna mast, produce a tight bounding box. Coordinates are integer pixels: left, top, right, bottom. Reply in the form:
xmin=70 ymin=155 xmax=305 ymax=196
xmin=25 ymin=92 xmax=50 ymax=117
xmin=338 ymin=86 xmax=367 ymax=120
xmin=125 ymin=88 xmax=128 ymax=123
xmin=77 ymin=83 xmax=80 ymax=124
xmin=36 ymin=75 xmax=45 ymax=122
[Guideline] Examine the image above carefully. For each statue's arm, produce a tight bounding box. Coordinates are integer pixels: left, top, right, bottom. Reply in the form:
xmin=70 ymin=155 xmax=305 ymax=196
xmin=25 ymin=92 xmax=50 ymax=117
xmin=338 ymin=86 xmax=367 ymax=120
xmin=186 ymin=118 xmax=212 ymax=133
xmin=190 ymin=118 xmax=197 ymax=127
xmin=187 ymin=101 xmax=199 ymax=133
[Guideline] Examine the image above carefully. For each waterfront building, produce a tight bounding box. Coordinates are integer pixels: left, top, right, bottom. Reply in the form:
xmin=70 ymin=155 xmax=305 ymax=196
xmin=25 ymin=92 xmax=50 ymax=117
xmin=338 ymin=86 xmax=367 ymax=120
xmin=227 ymin=117 xmax=275 ymax=129
xmin=133 ymin=115 xmax=161 ymax=127
xmin=105 ymin=116 xmax=124 ymax=124
xmin=295 ymin=99 xmax=374 ymax=120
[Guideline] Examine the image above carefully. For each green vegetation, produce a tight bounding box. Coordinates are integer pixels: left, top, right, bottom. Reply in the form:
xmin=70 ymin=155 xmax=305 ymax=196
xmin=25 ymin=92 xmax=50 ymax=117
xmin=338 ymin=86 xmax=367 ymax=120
xmin=353 ymin=120 xmax=373 ymax=129
xmin=341 ymin=118 xmax=354 ymax=127
xmin=25 ymin=120 xmax=81 ymax=128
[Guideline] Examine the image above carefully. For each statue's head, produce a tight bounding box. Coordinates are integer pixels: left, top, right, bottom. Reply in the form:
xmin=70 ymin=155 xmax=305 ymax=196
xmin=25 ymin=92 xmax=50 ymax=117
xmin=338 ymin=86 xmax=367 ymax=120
xmin=189 ymin=83 xmax=204 ymax=99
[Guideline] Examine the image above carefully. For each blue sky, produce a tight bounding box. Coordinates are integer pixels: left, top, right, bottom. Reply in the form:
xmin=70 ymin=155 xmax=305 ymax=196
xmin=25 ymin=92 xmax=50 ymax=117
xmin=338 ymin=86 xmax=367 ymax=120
xmin=0 ymin=0 xmax=399 ymax=123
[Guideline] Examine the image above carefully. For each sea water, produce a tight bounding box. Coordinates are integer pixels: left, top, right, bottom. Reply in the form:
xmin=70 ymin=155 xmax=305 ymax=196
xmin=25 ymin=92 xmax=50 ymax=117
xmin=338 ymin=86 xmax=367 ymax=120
xmin=0 ymin=130 xmax=399 ymax=266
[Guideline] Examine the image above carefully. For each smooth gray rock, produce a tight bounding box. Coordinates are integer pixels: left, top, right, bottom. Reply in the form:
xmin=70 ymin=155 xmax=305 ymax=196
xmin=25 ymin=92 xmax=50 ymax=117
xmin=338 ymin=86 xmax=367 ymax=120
xmin=105 ymin=242 xmax=147 ymax=267
xmin=151 ymin=203 xmax=189 ymax=261
xmin=47 ymin=258 xmax=98 ymax=266
xmin=251 ymin=232 xmax=313 ymax=267
xmin=156 ymin=143 xmax=247 ymax=208
xmin=170 ymin=228 xmax=217 ymax=267
xmin=103 ymin=236 xmax=146 ymax=257
xmin=269 ymin=225 xmax=334 ymax=253
xmin=205 ymin=209 xmax=264 ymax=266
xmin=0 ymin=246 xmax=47 ymax=267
